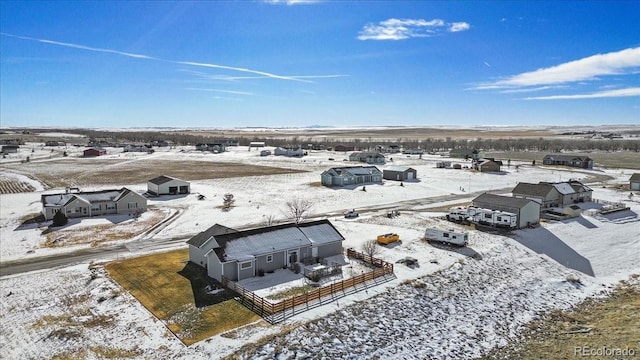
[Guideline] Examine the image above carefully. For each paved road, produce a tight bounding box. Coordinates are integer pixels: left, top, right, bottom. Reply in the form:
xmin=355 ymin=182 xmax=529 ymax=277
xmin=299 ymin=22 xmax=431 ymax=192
xmin=0 ymin=169 xmax=613 ymax=277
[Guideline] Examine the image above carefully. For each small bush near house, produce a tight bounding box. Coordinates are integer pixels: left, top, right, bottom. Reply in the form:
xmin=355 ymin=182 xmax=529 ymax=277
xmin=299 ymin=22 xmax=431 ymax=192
xmin=52 ymin=211 xmax=68 ymax=227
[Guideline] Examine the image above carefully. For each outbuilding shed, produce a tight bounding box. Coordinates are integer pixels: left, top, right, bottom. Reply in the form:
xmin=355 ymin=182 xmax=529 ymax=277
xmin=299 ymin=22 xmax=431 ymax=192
xmin=630 ymin=173 xmax=640 ymax=191
xmin=383 ymin=166 xmax=417 ymax=181
xmin=147 ymin=175 xmax=190 ymax=196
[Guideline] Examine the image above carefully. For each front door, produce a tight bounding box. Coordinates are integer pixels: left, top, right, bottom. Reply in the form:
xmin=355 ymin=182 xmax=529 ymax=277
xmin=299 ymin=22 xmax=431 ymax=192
xmin=288 ymin=250 xmax=298 ymax=265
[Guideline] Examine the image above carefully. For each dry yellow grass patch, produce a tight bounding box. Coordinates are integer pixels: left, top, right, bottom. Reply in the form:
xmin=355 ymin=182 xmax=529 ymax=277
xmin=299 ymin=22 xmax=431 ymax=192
xmin=106 ymin=248 xmax=261 ymax=345
xmin=483 ymin=278 xmax=640 ymax=359
xmin=43 ymin=208 xmax=165 ymax=248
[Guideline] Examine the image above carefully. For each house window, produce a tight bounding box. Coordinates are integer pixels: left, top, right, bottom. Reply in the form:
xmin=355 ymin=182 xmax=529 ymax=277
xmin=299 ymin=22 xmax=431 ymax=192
xmin=106 ymin=204 xmax=116 ymax=210
xmin=240 ymin=261 xmax=252 ymax=270
xmin=128 ymin=202 xmax=137 ymax=209
xmin=266 ymin=255 xmax=273 ymax=263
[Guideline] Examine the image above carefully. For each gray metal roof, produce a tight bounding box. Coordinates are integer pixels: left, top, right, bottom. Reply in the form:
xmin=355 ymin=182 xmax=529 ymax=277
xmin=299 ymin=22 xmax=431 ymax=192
xmin=186 ymin=224 xmax=238 ymax=248
xmin=384 ymin=166 xmax=415 ymax=172
xmin=214 ymin=219 xmax=344 ymax=262
xmin=148 ymin=175 xmax=186 ymax=185
xmin=512 ymin=182 xmax=555 ymax=197
xmin=42 ymin=189 xmax=124 ymax=206
xmin=473 ymin=193 xmax=535 ymax=209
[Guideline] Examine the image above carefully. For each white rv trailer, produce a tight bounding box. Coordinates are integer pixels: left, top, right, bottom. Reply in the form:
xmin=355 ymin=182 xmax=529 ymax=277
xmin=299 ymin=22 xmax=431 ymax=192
xmin=452 ymin=206 xmax=518 ymax=229
xmin=425 ymin=228 xmax=468 ymax=246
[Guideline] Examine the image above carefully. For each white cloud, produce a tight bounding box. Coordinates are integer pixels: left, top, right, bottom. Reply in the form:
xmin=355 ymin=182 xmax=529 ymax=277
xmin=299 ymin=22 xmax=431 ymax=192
xmin=480 ymin=47 xmax=640 ymax=88
xmin=449 ymin=22 xmax=470 ymax=32
xmin=357 ymin=18 xmax=470 ymax=41
xmin=524 ymin=87 xmax=640 ymax=100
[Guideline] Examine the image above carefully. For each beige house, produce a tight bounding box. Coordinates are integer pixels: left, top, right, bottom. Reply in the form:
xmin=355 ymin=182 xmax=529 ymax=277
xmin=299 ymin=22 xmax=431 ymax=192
xmin=41 ymin=188 xmax=147 ymax=220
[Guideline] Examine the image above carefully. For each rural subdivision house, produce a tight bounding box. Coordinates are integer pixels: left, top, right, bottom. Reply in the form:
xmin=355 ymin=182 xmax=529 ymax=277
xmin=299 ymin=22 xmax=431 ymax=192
xmin=333 ymin=144 xmax=355 ymax=152
xmin=542 ymin=154 xmax=593 ymax=169
xmin=630 ymin=173 xmax=640 ymax=191
xmin=472 ymin=193 xmax=540 ymax=228
xmin=348 ymin=151 xmax=386 ymax=164
xmin=187 ymin=220 xmax=345 ymax=282
xmin=147 ymin=175 xmax=190 ymax=196
xmin=274 ymin=146 xmax=304 ymax=157
xmin=83 ymin=148 xmax=106 ymax=157
xmin=321 ymin=166 xmax=383 ymax=186
xmin=41 ymin=188 xmax=147 ymax=220
xmin=383 ymin=166 xmax=417 ymax=181
xmin=195 ymin=143 xmax=226 ymax=152
xmin=512 ymin=181 xmax=593 ymax=208
xmin=474 ymin=159 xmax=502 ymax=172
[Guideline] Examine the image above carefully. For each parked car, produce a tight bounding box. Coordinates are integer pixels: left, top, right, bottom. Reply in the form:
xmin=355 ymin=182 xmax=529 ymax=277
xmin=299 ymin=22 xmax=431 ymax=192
xmin=344 ymin=209 xmax=359 ymax=219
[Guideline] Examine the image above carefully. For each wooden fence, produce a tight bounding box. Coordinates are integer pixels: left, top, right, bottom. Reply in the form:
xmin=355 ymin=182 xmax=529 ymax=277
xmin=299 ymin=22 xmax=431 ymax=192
xmin=221 ymin=248 xmax=395 ymax=323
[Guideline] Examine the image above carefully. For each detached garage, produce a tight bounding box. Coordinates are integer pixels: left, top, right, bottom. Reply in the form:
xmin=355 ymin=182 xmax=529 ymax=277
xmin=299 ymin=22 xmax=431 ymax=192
xmin=383 ymin=166 xmax=417 ymax=181
xmin=147 ymin=175 xmax=190 ymax=196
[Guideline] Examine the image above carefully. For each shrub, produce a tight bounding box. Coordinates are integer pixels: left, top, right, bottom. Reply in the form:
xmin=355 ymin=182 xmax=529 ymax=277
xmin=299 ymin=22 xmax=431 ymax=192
xmin=52 ymin=211 xmax=68 ymax=227
xmin=257 ymin=269 xmax=265 ymax=277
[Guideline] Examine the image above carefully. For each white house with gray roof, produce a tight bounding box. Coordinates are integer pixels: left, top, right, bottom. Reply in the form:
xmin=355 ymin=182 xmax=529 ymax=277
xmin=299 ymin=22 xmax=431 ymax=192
xmin=321 ymin=166 xmax=383 ymax=187
xmin=147 ymin=175 xmax=190 ymax=196
xmin=41 ymin=188 xmax=147 ymax=220
xmin=189 ymin=219 xmax=345 ymax=282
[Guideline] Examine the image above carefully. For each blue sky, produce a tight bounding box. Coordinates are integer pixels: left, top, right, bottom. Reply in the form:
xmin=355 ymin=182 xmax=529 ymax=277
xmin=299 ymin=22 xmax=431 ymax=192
xmin=1 ymin=0 xmax=639 ymax=128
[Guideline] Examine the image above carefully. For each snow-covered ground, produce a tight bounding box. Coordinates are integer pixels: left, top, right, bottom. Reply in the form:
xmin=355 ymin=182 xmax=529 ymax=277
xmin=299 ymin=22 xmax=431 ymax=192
xmin=0 ymin=145 xmax=639 ymax=359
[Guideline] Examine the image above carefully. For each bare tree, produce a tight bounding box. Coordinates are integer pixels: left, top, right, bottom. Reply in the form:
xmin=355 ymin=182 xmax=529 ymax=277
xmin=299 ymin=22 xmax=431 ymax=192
xmin=263 ymin=214 xmax=277 ymax=226
xmin=284 ymin=197 xmax=314 ymax=224
xmin=361 ymin=239 xmax=381 ymax=259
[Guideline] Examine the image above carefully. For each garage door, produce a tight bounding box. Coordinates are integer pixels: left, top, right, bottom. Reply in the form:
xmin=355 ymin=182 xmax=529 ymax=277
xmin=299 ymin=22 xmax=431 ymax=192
xmin=407 ymin=172 xmax=414 ymax=180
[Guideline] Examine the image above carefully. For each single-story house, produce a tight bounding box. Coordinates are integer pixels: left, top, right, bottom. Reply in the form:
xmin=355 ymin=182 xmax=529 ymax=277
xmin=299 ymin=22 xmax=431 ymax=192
xmin=123 ymin=144 xmax=152 ymax=153
xmin=630 ymin=173 xmax=640 ymax=191
xmin=41 ymin=187 xmax=147 ymax=220
xmin=402 ymin=149 xmax=424 ymax=155
xmin=450 ymin=148 xmax=480 ymax=160
xmin=383 ymin=166 xmax=417 ymax=181
xmin=45 ymin=141 xmax=66 ymax=147
xmin=151 ymin=140 xmax=174 ymax=147
xmin=472 ymin=193 xmax=540 ymax=228
xmin=542 ymin=154 xmax=593 ymax=169
xmin=190 ymin=219 xmax=345 ymax=282
xmin=187 ymin=224 xmax=239 ymax=268
xmin=512 ymin=180 xmax=592 ymax=208
xmin=249 ymin=141 xmax=266 ymax=149
xmin=274 ymin=147 xmax=304 ymax=157
xmin=512 ymin=182 xmax=562 ymax=208
xmin=349 ymin=151 xmax=386 ymax=164
xmin=321 ymin=166 xmax=383 ymax=187
xmin=147 ymin=175 xmax=190 ymax=196
xmin=221 ymin=139 xmax=239 ymax=147
xmin=333 ymin=144 xmax=355 ymax=152
xmin=475 ymin=159 xmax=501 ymax=172
xmin=1 ymin=145 xmax=19 ymax=154
xmin=83 ymin=148 xmax=107 ymax=157
xmin=195 ymin=143 xmax=226 ymax=152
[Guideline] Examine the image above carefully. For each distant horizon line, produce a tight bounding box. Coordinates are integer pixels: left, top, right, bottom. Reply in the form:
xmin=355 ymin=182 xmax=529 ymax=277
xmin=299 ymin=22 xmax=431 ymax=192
xmin=1 ymin=124 xmax=639 ymax=131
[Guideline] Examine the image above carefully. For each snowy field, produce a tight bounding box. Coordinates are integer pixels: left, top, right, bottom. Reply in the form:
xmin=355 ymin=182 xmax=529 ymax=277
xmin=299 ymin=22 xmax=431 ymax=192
xmin=0 ymin=144 xmax=639 ymax=359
